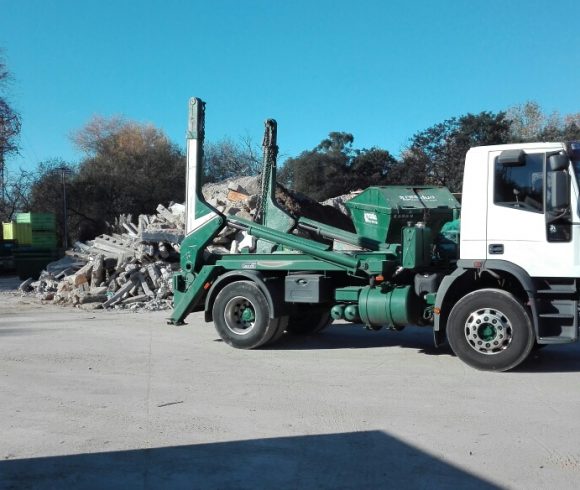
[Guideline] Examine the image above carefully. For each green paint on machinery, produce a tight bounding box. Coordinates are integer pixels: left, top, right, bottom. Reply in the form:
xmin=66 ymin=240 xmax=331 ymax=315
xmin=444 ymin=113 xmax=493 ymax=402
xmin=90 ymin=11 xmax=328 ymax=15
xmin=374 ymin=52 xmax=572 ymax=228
xmin=254 ymin=119 xmax=295 ymax=252
xmin=169 ymin=97 xmax=461 ymax=332
xmin=332 ymin=285 xmax=422 ymax=328
xmin=167 ymin=97 xmax=580 ymax=372
xmin=346 ymin=186 xmax=460 ymax=245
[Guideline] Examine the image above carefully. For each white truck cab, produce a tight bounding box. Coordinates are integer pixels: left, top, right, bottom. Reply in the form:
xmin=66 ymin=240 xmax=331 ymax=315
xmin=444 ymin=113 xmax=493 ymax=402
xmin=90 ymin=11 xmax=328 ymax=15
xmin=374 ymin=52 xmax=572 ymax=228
xmin=461 ymin=142 xmax=579 ymax=277
xmin=435 ymin=141 xmax=580 ymax=369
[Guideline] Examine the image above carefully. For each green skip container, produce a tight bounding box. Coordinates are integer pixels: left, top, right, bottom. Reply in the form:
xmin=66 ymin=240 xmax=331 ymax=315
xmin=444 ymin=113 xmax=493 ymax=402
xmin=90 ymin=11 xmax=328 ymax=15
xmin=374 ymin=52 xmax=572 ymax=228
xmin=345 ymin=186 xmax=460 ymax=244
xmin=13 ymin=247 xmax=61 ymax=280
xmin=15 ymin=212 xmax=56 ymax=232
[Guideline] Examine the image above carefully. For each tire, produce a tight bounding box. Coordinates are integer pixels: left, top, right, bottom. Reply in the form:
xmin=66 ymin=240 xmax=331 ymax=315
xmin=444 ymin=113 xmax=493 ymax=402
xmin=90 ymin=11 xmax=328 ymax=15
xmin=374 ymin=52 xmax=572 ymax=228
xmin=286 ymin=306 xmax=332 ymax=335
xmin=265 ymin=315 xmax=289 ymax=345
xmin=212 ymin=281 xmax=280 ymax=349
xmin=447 ymin=289 xmax=534 ymax=372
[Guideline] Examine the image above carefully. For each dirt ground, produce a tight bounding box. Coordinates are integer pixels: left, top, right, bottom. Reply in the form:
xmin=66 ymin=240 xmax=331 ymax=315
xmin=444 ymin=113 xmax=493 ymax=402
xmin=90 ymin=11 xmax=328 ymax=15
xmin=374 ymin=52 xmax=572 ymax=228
xmin=1 ymin=276 xmax=580 ymax=489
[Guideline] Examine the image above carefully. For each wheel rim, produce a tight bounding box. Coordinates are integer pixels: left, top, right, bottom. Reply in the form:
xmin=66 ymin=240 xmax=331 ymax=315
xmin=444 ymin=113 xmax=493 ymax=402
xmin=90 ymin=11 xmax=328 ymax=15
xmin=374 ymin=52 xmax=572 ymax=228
xmin=464 ymin=307 xmax=513 ymax=355
xmin=223 ymin=296 xmax=257 ymax=336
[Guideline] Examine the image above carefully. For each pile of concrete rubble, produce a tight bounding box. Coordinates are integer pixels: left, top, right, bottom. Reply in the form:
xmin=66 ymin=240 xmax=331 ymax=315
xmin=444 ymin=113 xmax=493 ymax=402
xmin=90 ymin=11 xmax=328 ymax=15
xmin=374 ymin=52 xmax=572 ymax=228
xmin=20 ymin=176 xmax=355 ymax=310
xmin=19 ymin=202 xmax=185 ymax=311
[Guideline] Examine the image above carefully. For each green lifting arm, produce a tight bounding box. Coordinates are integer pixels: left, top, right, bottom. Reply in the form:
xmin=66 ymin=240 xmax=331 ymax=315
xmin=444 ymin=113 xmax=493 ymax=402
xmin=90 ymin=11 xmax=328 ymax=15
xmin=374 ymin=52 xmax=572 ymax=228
xmin=169 ymin=98 xmax=225 ymax=325
xmin=229 ymin=216 xmax=361 ymax=274
xmin=254 ymin=119 xmax=295 ymax=252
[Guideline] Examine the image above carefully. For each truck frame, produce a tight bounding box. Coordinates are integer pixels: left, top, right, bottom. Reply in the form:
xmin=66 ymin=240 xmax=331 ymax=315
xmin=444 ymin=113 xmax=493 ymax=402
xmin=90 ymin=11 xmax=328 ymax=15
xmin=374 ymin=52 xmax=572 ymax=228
xmin=169 ymin=97 xmax=580 ymax=371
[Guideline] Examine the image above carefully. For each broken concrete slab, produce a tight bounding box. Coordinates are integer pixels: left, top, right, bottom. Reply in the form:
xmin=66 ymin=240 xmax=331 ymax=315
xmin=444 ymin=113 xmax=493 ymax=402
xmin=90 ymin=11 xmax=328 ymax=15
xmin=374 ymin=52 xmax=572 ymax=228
xmin=102 ymin=280 xmax=134 ymax=308
xmin=18 ymin=278 xmax=34 ymax=292
xmin=119 ymin=294 xmax=149 ymax=305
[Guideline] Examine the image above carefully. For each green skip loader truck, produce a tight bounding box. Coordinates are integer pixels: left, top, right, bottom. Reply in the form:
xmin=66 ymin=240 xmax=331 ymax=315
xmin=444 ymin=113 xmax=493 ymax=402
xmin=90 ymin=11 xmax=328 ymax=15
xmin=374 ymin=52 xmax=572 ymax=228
xmin=169 ymin=97 xmax=580 ymax=371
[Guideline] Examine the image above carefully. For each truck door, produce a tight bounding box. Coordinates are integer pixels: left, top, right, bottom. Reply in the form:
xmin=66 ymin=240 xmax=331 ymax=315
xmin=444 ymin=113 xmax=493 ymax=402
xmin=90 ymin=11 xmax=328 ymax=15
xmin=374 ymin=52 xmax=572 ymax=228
xmin=486 ymin=147 xmax=580 ymax=278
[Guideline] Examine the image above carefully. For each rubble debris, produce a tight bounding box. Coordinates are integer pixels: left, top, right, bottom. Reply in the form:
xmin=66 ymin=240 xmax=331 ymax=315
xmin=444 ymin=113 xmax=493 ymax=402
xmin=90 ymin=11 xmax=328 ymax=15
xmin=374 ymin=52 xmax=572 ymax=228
xmin=23 ymin=202 xmax=183 ymax=311
xmin=321 ymin=190 xmax=363 ymax=217
xmin=18 ymin=278 xmax=34 ymax=292
xmin=23 ymin=174 xmax=358 ymax=311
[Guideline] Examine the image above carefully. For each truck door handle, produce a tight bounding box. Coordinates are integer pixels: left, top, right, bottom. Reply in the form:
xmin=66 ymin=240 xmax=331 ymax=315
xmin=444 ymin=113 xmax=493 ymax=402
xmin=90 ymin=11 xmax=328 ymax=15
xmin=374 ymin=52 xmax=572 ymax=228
xmin=489 ymin=244 xmax=504 ymax=255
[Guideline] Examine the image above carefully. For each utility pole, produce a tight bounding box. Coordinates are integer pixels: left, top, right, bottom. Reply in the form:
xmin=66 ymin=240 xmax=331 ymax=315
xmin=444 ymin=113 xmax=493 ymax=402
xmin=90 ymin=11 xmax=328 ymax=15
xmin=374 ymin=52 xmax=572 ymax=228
xmin=59 ymin=166 xmax=71 ymax=249
xmin=0 ymin=153 xmax=4 ymax=205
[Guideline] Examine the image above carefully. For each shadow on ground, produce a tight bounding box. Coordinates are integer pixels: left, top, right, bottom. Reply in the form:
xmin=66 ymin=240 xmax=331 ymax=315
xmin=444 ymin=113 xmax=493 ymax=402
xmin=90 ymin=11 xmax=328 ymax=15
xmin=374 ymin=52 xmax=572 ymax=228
xmin=267 ymin=324 xmax=453 ymax=356
xmin=0 ymin=327 xmax=48 ymax=336
xmin=0 ymin=431 xmax=498 ymax=490
xmin=262 ymin=324 xmax=580 ymax=373
xmin=517 ymin=342 xmax=580 ymax=373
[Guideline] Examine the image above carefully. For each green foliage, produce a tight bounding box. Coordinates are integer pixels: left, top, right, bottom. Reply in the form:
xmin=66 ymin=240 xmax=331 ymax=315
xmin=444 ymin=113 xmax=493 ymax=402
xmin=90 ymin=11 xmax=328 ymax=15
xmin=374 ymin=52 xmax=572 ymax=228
xmin=282 ymin=103 xmax=578 ymax=200
xmin=349 ymin=148 xmax=399 ymax=189
xmin=280 ymin=132 xmax=352 ymax=201
xmin=316 ymin=132 xmax=354 ymax=153
xmin=280 ymin=132 xmax=398 ymax=201
xmin=400 ymin=111 xmax=511 ymax=192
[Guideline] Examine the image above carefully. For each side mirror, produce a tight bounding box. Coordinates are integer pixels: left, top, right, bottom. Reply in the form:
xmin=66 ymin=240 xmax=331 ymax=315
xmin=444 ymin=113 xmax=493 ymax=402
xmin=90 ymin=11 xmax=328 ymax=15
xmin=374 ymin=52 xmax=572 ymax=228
xmin=548 ymin=153 xmax=569 ymax=171
xmin=549 ymin=171 xmax=570 ymax=210
xmin=498 ymin=149 xmax=525 ymax=167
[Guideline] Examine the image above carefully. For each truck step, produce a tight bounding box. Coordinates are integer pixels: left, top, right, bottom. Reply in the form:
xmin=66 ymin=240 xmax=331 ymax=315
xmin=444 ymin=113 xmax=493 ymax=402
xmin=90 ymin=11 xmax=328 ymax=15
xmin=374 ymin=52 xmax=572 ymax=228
xmin=537 ymin=336 xmax=577 ymax=344
xmin=538 ymin=313 xmax=575 ymax=319
xmin=535 ymin=279 xmax=577 ymax=295
xmin=537 ymin=288 xmax=576 ymax=295
xmin=534 ymin=297 xmax=578 ymax=344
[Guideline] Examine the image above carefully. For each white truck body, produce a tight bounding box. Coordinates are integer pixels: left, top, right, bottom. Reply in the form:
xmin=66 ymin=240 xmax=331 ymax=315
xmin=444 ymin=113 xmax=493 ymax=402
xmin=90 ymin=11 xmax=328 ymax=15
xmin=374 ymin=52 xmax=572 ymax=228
xmin=461 ymin=142 xmax=580 ymax=277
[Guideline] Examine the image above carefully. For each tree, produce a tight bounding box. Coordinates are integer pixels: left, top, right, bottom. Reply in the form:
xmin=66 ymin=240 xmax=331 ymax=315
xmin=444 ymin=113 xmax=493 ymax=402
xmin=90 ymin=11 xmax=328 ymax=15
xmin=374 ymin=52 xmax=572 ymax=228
xmin=71 ymin=116 xmax=185 ymax=236
xmin=506 ymin=101 xmax=549 ymax=142
xmin=401 ymin=112 xmax=511 ymax=192
xmin=280 ymin=132 xmax=353 ymax=201
xmin=0 ymin=51 xmax=20 ymax=159
xmin=28 ymin=117 xmax=186 ymax=243
xmin=349 ymin=148 xmax=399 ymax=189
xmin=506 ymin=101 xmax=580 ymax=142
xmin=0 ymin=167 xmax=33 ymax=222
xmin=280 ymin=132 xmax=401 ymax=200
xmin=204 ymin=136 xmax=260 ymax=183
xmin=316 ymin=132 xmax=354 ymax=153
xmin=558 ymin=116 xmax=580 ymax=141
xmin=27 ymin=159 xmax=74 ymax=244
xmin=0 ymin=50 xmax=22 ymax=219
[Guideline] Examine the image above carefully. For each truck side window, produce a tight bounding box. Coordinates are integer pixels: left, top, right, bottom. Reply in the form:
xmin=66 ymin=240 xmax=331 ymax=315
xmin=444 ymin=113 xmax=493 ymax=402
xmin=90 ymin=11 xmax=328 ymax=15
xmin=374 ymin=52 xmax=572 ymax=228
xmin=494 ymin=153 xmax=544 ymax=212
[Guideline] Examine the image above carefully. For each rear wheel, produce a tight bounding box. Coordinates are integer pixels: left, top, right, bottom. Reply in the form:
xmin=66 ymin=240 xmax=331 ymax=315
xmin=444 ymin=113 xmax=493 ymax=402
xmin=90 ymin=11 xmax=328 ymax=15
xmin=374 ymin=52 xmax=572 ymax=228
xmin=212 ymin=281 xmax=281 ymax=349
xmin=447 ymin=289 xmax=534 ymax=372
xmin=286 ymin=306 xmax=332 ymax=335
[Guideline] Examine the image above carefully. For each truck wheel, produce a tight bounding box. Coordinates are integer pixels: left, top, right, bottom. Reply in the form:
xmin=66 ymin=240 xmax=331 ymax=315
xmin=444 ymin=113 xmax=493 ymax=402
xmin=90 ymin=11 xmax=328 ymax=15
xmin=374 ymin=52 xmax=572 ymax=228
xmin=212 ymin=281 xmax=280 ymax=349
xmin=447 ymin=289 xmax=534 ymax=372
xmin=286 ymin=306 xmax=332 ymax=335
xmin=264 ymin=315 xmax=289 ymax=345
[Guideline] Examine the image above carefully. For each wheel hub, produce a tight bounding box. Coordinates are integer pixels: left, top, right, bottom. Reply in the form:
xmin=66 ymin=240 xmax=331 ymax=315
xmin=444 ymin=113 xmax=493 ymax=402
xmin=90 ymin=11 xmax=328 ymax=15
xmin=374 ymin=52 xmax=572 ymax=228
xmin=224 ymin=296 xmax=256 ymax=336
xmin=241 ymin=308 xmax=255 ymax=322
xmin=464 ymin=308 xmax=513 ymax=355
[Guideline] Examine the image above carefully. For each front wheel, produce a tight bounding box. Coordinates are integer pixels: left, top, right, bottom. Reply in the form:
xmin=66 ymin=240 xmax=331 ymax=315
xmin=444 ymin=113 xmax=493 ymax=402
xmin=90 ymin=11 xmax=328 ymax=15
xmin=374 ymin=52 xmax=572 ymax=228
xmin=447 ymin=289 xmax=534 ymax=372
xmin=212 ymin=281 xmax=282 ymax=349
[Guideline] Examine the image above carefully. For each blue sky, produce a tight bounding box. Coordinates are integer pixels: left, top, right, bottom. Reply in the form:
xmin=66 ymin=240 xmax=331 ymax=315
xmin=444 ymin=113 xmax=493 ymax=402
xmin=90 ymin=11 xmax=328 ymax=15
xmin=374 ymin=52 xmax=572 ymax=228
xmin=1 ymin=0 xmax=579 ymax=173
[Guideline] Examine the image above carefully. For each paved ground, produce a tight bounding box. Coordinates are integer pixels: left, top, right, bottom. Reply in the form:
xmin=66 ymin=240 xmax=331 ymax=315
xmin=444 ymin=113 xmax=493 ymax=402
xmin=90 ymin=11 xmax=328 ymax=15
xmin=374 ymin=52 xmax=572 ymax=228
xmin=1 ymin=277 xmax=580 ymax=489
